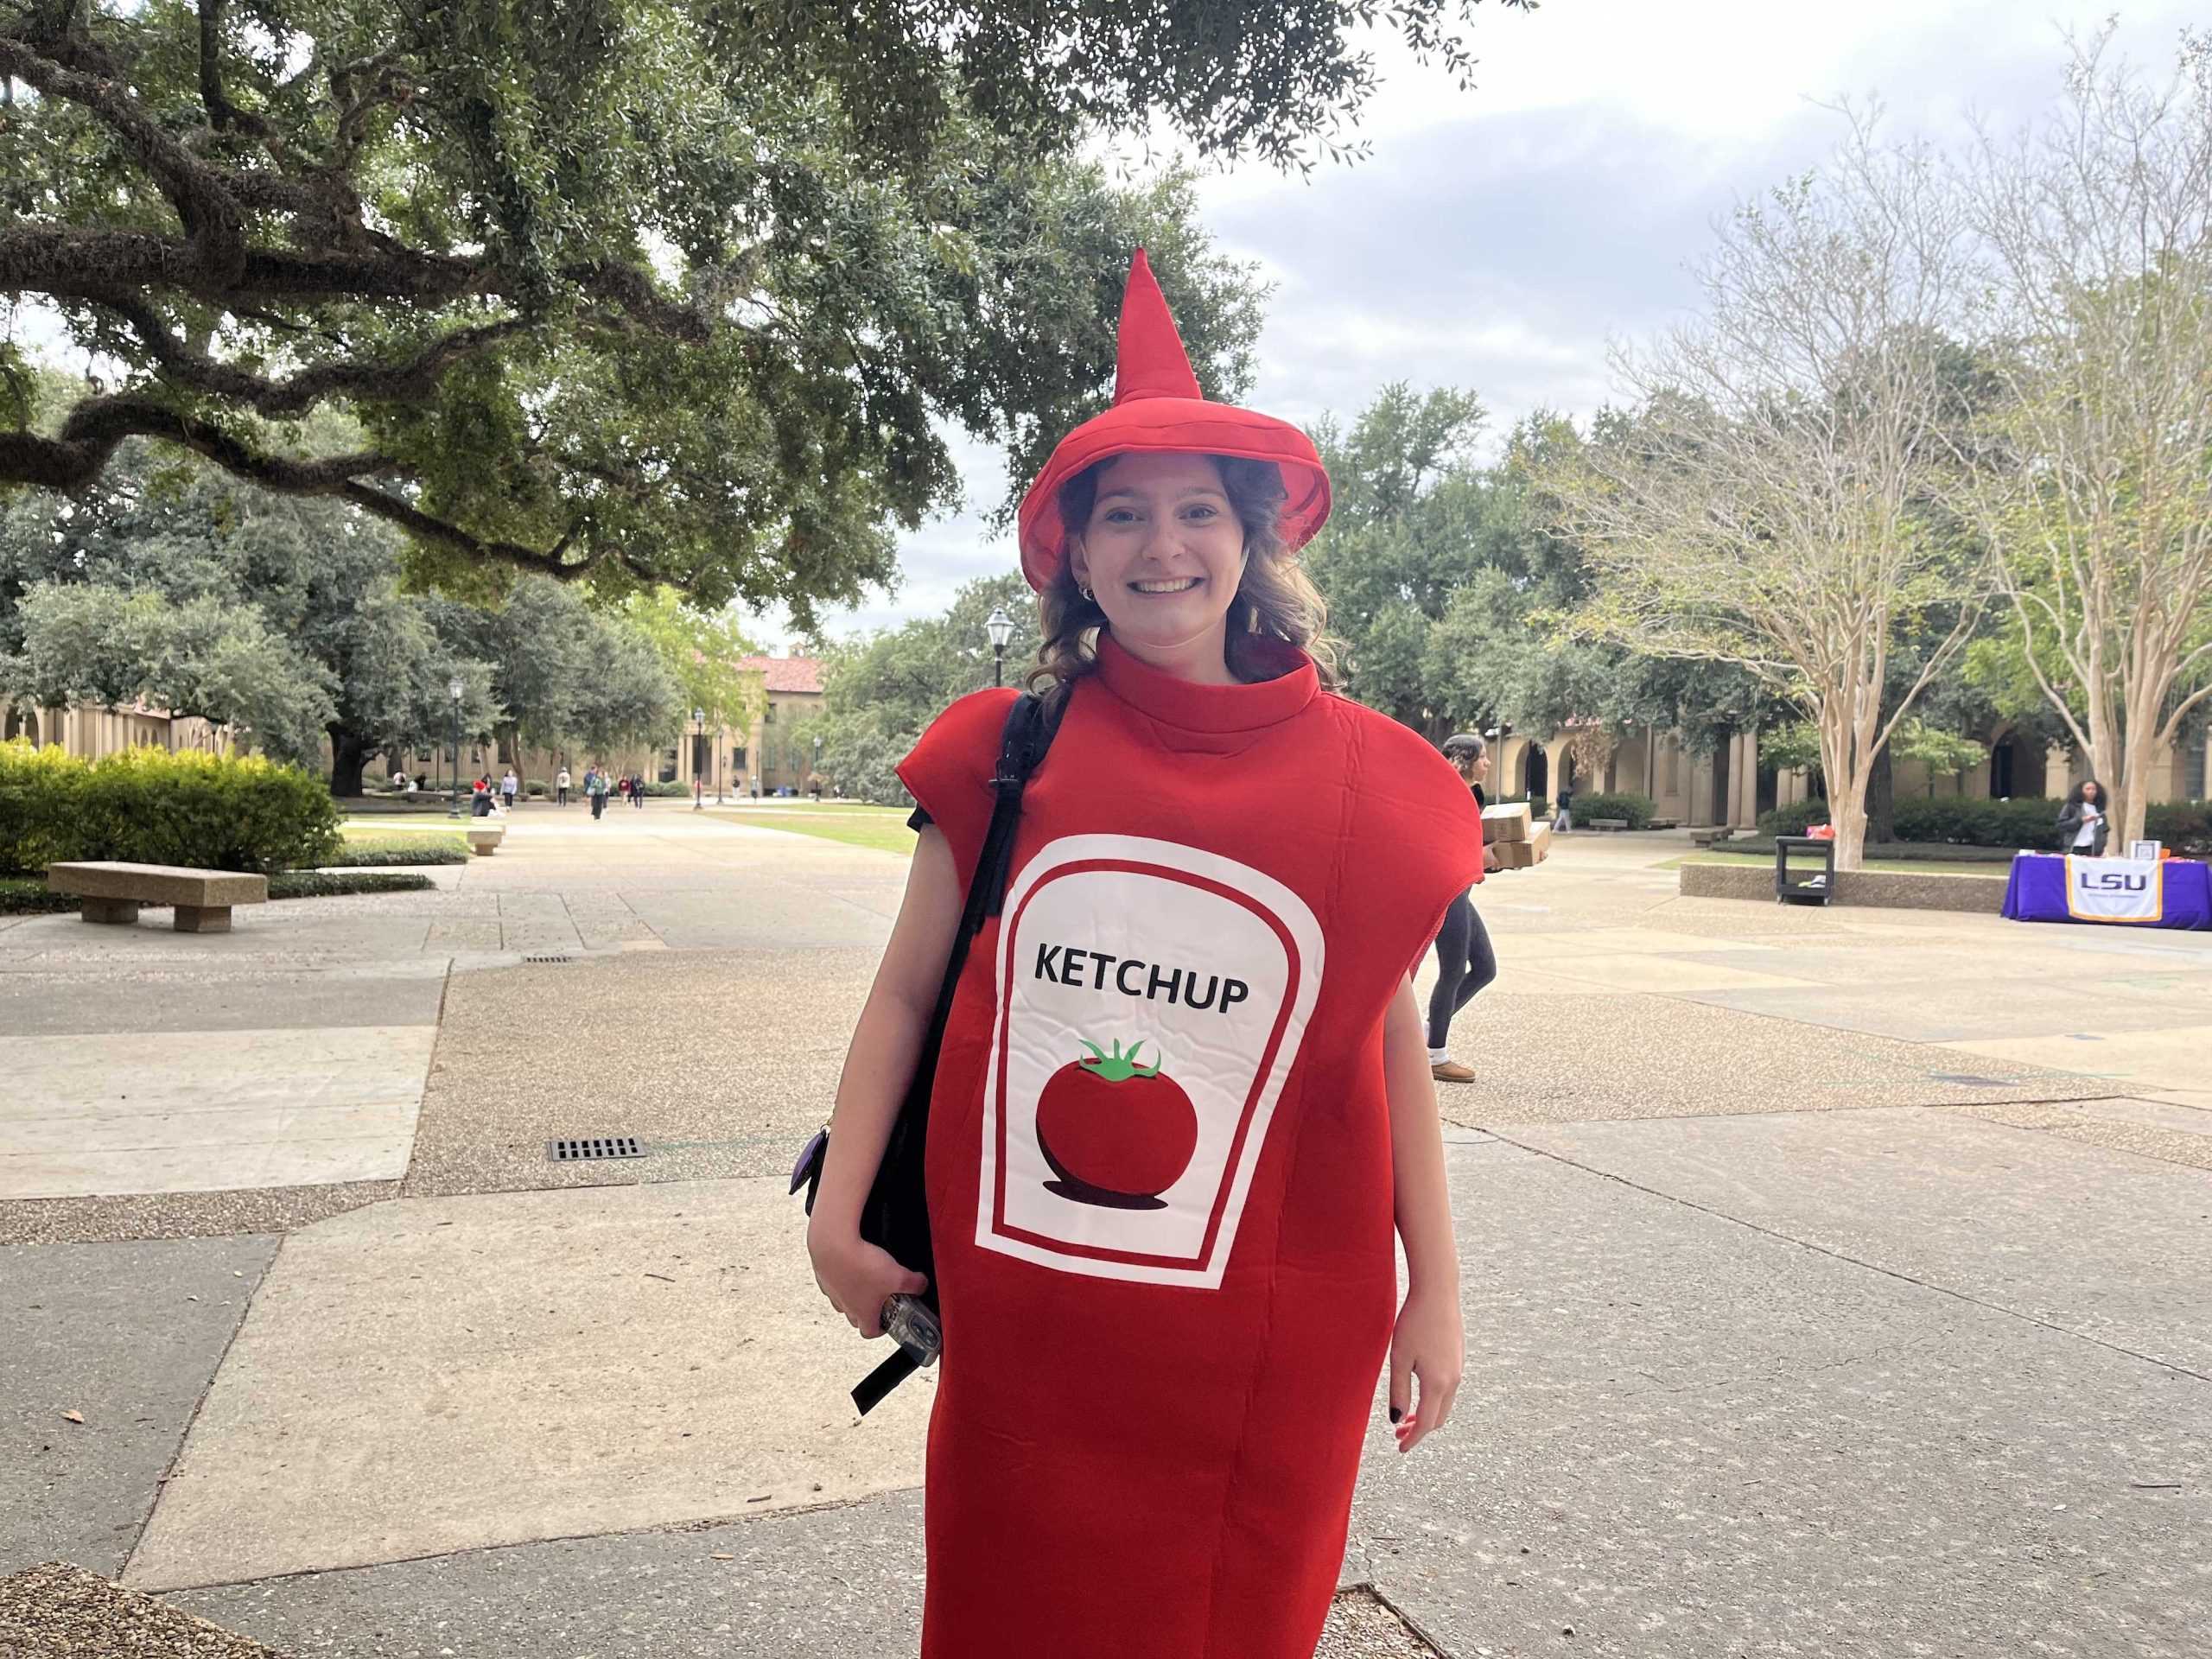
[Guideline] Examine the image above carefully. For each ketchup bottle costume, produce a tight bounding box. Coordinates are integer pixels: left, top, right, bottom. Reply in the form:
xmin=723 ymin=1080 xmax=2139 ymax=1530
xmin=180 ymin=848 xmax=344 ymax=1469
xmin=895 ymin=251 xmax=1483 ymax=1658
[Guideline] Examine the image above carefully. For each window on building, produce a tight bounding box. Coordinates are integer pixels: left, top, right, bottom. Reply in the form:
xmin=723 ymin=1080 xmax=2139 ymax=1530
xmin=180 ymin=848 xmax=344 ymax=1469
xmin=763 ymin=701 xmax=776 ymax=722
xmin=732 ymin=746 xmax=747 ymax=770
xmin=659 ymin=746 xmax=678 ymax=784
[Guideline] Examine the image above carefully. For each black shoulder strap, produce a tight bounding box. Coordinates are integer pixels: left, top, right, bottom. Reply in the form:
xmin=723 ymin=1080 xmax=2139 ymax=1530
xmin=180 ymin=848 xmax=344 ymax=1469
xmin=928 ymin=691 xmax=1057 ymax=1015
xmin=846 ymin=690 xmax=1059 ymax=1417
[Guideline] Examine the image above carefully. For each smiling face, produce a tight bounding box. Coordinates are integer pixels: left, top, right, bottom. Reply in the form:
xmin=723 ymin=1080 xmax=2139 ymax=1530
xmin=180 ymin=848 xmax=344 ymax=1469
xmin=1067 ymin=452 xmax=1248 ymax=683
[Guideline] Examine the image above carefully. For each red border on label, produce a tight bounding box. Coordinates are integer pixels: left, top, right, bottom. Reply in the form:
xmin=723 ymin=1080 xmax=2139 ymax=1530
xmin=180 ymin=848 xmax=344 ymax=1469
xmin=989 ymin=858 xmax=1303 ymax=1270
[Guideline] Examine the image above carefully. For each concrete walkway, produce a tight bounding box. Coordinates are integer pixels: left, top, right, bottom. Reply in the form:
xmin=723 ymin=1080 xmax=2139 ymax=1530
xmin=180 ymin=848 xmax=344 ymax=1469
xmin=3 ymin=808 xmax=2207 ymax=1656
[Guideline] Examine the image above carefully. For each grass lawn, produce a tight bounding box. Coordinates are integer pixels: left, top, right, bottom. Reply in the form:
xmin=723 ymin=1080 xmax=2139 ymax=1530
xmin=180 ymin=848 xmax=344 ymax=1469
xmin=708 ymin=806 xmax=916 ymax=855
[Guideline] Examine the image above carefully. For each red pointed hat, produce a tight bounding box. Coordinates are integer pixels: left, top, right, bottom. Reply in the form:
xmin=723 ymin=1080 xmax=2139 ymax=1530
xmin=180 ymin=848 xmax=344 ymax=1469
xmin=1014 ymin=249 xmax=1332 ymax=593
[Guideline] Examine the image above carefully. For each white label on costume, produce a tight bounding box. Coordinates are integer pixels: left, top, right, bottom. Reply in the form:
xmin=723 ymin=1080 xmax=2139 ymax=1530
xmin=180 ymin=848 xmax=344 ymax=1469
xmin=976 ymin=834 xmax=1324 ymax=1288
xmin=2064 ymin=855 xmax=2164 ymax=923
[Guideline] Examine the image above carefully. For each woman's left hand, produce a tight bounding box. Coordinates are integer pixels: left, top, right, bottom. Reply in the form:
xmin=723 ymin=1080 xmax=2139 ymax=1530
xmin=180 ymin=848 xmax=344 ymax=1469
xmin=1387 ymin=1280 xmax=1464 ymax=1454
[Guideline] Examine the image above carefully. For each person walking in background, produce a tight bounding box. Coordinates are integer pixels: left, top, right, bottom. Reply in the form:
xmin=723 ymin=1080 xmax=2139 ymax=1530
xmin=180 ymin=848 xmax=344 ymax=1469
xmin=1553 ymin=783 xmax=1574 ymax=833
xmin=556 ymin=766 xmax=571 ymax=806
xmin=500 ymin=768 xmax=518 ymax=810
xmin=632 ymin=771 xmax=647 ymax=808
xmin=2057 ymin=779 xmax=2110 ymax=856
xmin=1428 ymin=734 xmax=1500 ymax=1085
xmin=471 ymin=774 xmax=493 ymax=817
xmin=588 ymin=766 xmax=608 ymax=821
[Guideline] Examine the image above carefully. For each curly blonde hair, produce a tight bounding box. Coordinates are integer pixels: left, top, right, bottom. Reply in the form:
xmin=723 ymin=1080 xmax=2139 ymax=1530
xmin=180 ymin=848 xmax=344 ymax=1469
xmin=1025 ymin=454 xmax=1339 ymax=704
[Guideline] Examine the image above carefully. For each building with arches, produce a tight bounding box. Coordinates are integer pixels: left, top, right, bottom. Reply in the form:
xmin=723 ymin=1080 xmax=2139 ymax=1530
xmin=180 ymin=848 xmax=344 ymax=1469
xmin=2 ymin=701 xmax=227 ymax=760
xmin=1487 ymin=717 xmax=2209 ymax=831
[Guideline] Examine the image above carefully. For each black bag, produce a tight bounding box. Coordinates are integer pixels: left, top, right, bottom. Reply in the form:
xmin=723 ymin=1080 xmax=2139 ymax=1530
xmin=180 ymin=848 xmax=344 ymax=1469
xmin=791 ymin=690 xmax=1057 ymax=1413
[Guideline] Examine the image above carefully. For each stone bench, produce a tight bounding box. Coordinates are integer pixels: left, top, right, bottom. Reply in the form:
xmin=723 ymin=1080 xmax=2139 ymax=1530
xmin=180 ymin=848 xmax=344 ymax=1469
xmin=466 ymin=825 xmax=505 ymax=856
xmin=1588 ymin=817 xmax=1630 ymax=831
xmin=47 ymin=861 xmax=270 ymax=933
xmin=1689 ymin=827 xmax=1735 ymax=847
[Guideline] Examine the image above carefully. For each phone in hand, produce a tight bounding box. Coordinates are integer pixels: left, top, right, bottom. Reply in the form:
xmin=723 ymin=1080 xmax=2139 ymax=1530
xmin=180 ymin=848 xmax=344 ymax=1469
xmin=882 ymin=1294 xmax=941 ymax=1366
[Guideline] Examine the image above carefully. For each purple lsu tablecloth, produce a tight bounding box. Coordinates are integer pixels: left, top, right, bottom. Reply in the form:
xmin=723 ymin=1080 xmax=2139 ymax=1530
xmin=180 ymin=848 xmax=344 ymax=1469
xmin=2001 ymin=853 xmax=2212 ymax=930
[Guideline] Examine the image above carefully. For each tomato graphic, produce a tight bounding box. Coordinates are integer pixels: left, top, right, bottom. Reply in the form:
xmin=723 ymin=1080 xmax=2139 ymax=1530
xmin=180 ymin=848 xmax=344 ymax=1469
xmin=1035 ymin=1039 xmax=1198 ymax=1210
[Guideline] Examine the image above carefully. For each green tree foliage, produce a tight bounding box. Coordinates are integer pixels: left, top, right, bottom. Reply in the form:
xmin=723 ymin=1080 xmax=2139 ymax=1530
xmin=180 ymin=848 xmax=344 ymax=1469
xmin=622 ymin=588 xmax=761 ymax=752
xmin=1942 ymin=35 xmax=2212 ymax=846
xmin=1 ymin=582 xmax=337 ymax=764
xmin=1890 ymin=717 xmax=1987 ymax=795
xmin=432 ymin=580 xmax=683 ymax=776
xmin=812 ymin=573 xmax=1039 ymax=803
xmin=1300 ymin=389 xmax=1771 ymax=748
xmin=0 ymin=443 xmax=680 ymax=791
xmin=0 ymin=0 xmax=1535 ymax=611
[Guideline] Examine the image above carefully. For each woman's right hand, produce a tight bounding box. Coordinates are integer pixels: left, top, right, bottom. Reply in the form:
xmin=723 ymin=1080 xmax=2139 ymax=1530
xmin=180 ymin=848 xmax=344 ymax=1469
xmin=808 ymin=1219 xmax=929 ymax=1340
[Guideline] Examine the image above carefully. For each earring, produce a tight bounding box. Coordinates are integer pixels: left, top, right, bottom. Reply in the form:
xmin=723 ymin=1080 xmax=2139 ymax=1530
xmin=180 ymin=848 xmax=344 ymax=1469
xmin=1077 ymin=582 xmax=1094 ymax=604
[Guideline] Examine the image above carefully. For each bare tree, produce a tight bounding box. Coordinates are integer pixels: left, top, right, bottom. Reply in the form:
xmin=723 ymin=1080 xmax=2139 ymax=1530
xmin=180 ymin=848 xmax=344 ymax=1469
xmin=1546 ymin=117 xmax=1986 ymax=869
xmin=1948 ymin=30 xmax=2212 ymax=848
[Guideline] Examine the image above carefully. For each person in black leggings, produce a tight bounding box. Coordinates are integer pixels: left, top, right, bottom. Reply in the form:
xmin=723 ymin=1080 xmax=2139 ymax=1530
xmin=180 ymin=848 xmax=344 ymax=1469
xmin=1429 ymin=733 xmax=1499 ymax=1084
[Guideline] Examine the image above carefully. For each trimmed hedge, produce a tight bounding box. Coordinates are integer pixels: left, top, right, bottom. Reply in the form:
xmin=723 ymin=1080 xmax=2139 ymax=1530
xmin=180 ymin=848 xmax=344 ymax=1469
xmin=0 ymin=877 xmax=77 ymax=914
xmin=1751 ymin=794 xmax=2210 ymax=855
xmin=1563 ymin=791 xmax=1657 ymax=830
xmin=0 ymin=740 xmax=85 ymax=874
xmin=2146 ymin=800 xmax=2212 ymax=855
xmin=1758 ymin=798 xmax=1833 ymax=837
xmin=267 ymin=871 xmax=435 ymax=899
xmin=1892 ymin=796 xmax=2069 ymax=849
xmin=0 ymin=741 xmax=340 ymax=874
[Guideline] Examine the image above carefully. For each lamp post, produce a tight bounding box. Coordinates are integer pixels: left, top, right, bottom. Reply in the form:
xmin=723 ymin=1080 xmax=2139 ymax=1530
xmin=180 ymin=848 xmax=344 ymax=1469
xmin=985 ymin=606 xmax=1014 ymax=689
xmin=447 ymin=678 xmax=465 ymax=817
xmin=692 ymin=708 xmax=705 ymax=810
xmin=812 ymin=733 xmax=823 ymax=799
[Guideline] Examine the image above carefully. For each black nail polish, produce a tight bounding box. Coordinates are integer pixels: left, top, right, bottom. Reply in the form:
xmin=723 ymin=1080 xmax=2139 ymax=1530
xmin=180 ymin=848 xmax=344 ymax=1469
xmin=1389 ymin=1407 xmax=1402 ymax=1424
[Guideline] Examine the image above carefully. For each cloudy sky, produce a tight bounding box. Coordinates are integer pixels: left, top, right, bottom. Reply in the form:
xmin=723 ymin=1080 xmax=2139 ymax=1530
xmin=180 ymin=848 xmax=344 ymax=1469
xmin=781 ymin=0 xmax=2202 ymax=649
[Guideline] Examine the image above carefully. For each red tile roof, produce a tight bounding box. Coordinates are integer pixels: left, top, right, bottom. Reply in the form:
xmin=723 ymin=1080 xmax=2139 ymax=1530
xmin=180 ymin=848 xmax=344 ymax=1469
xmin=739 ymin=655 xmax=825 ymax=695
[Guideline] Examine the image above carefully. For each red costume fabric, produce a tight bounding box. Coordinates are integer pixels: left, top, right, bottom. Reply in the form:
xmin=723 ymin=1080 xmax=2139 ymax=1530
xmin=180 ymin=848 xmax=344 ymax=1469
xmin=897 ymin=633 xmax=1482 ymax=1657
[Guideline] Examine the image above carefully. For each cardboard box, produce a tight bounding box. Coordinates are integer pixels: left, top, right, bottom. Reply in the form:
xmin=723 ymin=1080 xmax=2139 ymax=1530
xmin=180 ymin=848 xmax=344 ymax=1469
xmin=1481 ymin=802 xmax=1532 ymax=844
xmin=1492 ymin=839 xmax=1539 ymax=870
xmin=1527 ymin=820 xmax=1553 ymax=862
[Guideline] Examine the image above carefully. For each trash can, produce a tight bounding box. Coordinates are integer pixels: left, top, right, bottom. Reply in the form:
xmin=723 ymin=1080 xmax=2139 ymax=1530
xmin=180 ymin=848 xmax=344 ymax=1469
xmin=1775 ymin=835 xmax=1836 ymax=905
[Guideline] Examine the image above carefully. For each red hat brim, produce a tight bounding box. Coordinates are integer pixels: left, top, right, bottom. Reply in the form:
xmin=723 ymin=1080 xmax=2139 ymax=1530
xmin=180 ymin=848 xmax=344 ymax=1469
xmin=1014 ymin=397 xmax=1332 ymax=594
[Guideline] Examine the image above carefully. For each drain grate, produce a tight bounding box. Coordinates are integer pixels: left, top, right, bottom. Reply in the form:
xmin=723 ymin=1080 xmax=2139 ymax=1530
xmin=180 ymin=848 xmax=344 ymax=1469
xmin=550 ymin=1135 xmax=645 ymax=1161
xmin=524 ymin=954 xmax=574 ymax=965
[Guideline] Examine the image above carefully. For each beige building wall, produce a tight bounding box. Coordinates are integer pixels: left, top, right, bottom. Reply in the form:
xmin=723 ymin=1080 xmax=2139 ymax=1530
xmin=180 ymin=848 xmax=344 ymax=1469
xmin=3 ymin=702 xmax=228 ymax=759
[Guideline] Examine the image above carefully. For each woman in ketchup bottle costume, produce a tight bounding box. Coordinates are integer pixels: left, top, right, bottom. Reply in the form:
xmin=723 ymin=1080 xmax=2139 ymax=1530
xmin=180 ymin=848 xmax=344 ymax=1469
xmin=808 ymin=251 xmax=1484 ymax=1658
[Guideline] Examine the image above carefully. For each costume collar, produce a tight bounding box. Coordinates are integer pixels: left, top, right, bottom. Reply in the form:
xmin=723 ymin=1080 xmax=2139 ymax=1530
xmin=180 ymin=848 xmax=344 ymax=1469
xmin=1092 ymin=629 xmax=1318 ymax=734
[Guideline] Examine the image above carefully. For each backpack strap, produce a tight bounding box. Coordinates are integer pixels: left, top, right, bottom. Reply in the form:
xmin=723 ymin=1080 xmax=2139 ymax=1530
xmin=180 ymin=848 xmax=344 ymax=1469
xmin=836 ymin=690 xmax=1061 ymax=1418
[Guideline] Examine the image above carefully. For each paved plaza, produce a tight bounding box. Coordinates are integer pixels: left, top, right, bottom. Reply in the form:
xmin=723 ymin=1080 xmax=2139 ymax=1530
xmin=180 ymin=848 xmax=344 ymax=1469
xmin=3 ymin=806 xmax=2208 ymax=1656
